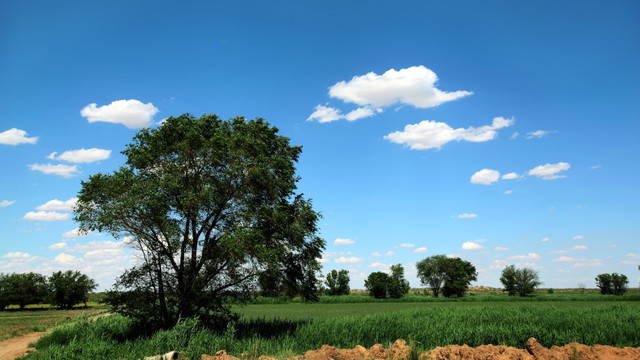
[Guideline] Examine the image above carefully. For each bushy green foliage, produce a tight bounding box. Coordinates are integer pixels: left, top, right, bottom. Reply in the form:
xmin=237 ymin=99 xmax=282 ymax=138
xmin=596 ymin=273 xmax=628 ymax=295
xmin=325 ymin=270 xmax=350 ymax=296
xmin=49 ymin=270 xmax=97 ymax=309
xmin=500 ymin=265 xmax=542 ymax=296
xmin=0 ymin=272 xmax=49 ymax=310
xmin=75 ymin=114 xmax=324 ymax=330
xmin=364 ymin=272 xmax=389 ymax=298
xmin=388 ymin=264 xmax=410 ymax=298
xmin=417 ymin=255 xmax=477 ymax=297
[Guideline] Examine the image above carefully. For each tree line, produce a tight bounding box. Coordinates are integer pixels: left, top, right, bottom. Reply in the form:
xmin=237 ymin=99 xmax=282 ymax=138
xmin=0 ymin=270 xmax=97 ymax=310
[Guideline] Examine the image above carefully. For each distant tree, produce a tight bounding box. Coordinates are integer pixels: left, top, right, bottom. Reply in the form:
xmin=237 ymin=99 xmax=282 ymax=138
xmin=500 ymin=265 xmax=542 ymax=296
xmin=595 ymin=273 xmax=613 ymax=295
xmin=417 ymin=255 xmax=477 ymax=298
xmin=499 ymin=265 xmax=518 ymax=296
xmin=611 ymin=273 xmax=629 ymax=296
xmin=388 ymin=264 xmax=410 ymax=298
xmin=0 ymin=272 xmax=48 ymax=310
xmin=365 ymin=272 xmax=389 ymax=298
xmin=416 ymin=255 xmax=447 ymax=297
xmin=49 ymin=270 xmax=97 ymax=309
xmin=325 ymin=269 xmax=350 ymax=296
xmin=440 ymin=257 xmax=478 ymax=297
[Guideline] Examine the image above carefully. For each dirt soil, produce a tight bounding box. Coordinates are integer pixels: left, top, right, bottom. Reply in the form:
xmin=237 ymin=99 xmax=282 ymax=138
xmin=0 ymin=331 xmax=48 ymax=360
xmin=201 ymin=338 xmax=640 ymax=360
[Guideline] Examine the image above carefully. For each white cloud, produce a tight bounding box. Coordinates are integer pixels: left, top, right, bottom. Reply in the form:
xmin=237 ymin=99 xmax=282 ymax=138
xmin=36 ymin=198 xmax=77 ymax=211
xmin=541 ymin=237 xmax=550 ymax=242
xmin=0 ymin=128 xmax=38 ymax=145
xmin=495 ymin=246 xmax=510 ymax=251
xmin=462 ymin=241 xmax=483 ymax=250
xmin=81 ymin=99 xmax=159 ymax=129
xmin=504 ymin=190 xmax=513 ymax=195
xmin=573 ymin=235 xmax=583 ymax=240
xmin=590 ymin=164 xmax=602 ymax=170
xmin=62 ymin=227 xmax=91 ymax=238
xmin=23 ymin=211 xmax=70 ymax=221
xmin=368 ymin=262 xmax=390 ymax=269
xmin=54 ymin=253 xmax=81 ymax=266
xmin=413 ymin=247 xmax=428 ymax=253
xmin=527 ymin=162 xmax=570 ymax=180
xmin=511 ymin=132 xmax=519 ymax=139
xmin=0 ymin=200 xmax=15 ymax=207
xmin=328 ymin=66 xmax=472 ymax=108
xmin=2 ymin=252 xmax=33 ymax=259
xmin=470 ymin=169 xmax=500 ymax=185
xmin=371 ymin=251 xmax=394 ymax=257
xmin=47 ymin=148 xmax=111 ymax=163
xmin=28 ymin=163 xmax=80 ymax=178
xmin=571 ymin=245 xmax=588 ymax=251
xmin=507 ymin=253 xmax=541 ymax=261
xmin=385 ymin=117 xmax=514 ymax=151
xmin=400 ymin=243 xmax=415 ymax=248
xmin=334 ymin=238 xmax=355 ymax=245
xmin=334 ymin=256 xmax=363 ymax=264
xmin=456 ymin=213 xmax=478 ymax=219
xmin=625 ymin=253 xmax=640 ymax=259
xmin=490 ymin=259 xmax=508 ymax=270
xmin=308 ymin=105 xmax=384 ymax=123
xmin=501 ymin=172 xmax=519 ymax=180
xmin=49 ymin=242 xmax=67 ymax=250
xmin=573 ymin=262 xmax=602 ymax=268
xmin=526 ymin=130 xmax=552 ymax=139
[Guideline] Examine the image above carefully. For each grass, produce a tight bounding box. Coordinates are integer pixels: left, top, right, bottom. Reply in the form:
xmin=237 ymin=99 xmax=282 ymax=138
xmin=0 ymin=307 xmax=106 ymax=341
xmin=21 ymin=299 xmax=640 ymax=359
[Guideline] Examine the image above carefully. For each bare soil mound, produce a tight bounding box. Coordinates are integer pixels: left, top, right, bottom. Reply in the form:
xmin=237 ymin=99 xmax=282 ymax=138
xmin=197 ymin=338 xmax=640 ymax=360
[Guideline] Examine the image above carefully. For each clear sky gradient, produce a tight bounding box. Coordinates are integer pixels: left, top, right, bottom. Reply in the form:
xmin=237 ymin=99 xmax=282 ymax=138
xmin=1 ymin=1 xmax=639 ymax=290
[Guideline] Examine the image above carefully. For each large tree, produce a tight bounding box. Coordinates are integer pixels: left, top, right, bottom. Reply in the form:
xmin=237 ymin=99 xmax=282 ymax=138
xmin=416 ymin=255 xmax=448 ymax=297
xmin=388 ymin=264 xmax=410 ymax=298
xmin=325 ymin=269 xmax=350 ymax=296
xmin=0 ymin=272 xmax=48 ymax=310
xmin=75 ymin=114 xmax=324 ymax=329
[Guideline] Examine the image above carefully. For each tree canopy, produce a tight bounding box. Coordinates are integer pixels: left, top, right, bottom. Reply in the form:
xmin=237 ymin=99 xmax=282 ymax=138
xmin=49 ymin=270 xmax=97 ymax=309
xmin=416 ymin=255 xmax=477 ymax=297
xmin=74 ymin=114 xmax=324 ymax=329
xmin=499 ymin=265 xmax=542 ymax=296
xmin=325 ymin=269 xmax=350 ymax=296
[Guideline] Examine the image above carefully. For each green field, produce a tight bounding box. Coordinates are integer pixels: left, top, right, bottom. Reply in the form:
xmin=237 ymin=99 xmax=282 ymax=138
xmin=0 ymin=307 xmax=105 ymax=341
xmin=21 ymin=296 xmax=640 ymax=359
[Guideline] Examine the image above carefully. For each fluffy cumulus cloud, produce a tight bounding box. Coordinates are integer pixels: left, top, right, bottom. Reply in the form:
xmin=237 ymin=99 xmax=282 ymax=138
xmin=400 ymin=243 xmax=415 ymax=248
xmin=28 ymin=163 xmax=80 ymax=178
xmin=307 ymin=104 xmax=382 ymax=123
xmin=329 ymin=66 xmax=472 ymax=109
xmin=368 ymin=262 xmax=390 ymax=269
xmin=0 ymin=200 xmax=15 ymax=207
xmin=23 ymin=211 xmax=70 ymax=221
xmin=501 ymin=172 xmax=519 ymax=180
xmin=81 ymin=99 xmax=159 ymax=129
xmin=334 ymin=256 xmax=363 ymax=264
xmin=47 ymin=148 xmax=111 ymax=163
xmin=527 ymin=162 xmax=570 ymax=180
xmin=573 ymin=235 xmax=583 ymax=240
xmin=36 ymin=198 xmax=78 ymax=211
xmin=385 ymin=117 xmax=514 ymax=151
xmin=0 ymin=128 xmax=38 ymax=145
xmin=470 ymin=169 xmax=500 ymax=185
xmin=334 ymin=238 xmax=355 ymax=245
xmin=456 ymin=213 xmax=478 ymax=219
xmin=541 ymin=237 xmax=550 ymax=242
xmin=462 ymin=241 xmax=483 ymax=250
xmin=413 ymin=247 xmax=428 ymax=253
xmin=571 ymin=245 xmax=588 ymax=251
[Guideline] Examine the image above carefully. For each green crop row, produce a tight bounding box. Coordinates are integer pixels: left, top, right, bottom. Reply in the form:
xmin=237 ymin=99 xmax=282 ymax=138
xmin=24 ymin=301 xmax=640 ymax=360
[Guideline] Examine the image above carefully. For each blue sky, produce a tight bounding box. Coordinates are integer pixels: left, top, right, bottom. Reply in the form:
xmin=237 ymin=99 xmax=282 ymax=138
xmin=1 ymin=1 xmax=639 ymax=290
